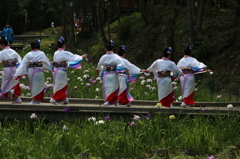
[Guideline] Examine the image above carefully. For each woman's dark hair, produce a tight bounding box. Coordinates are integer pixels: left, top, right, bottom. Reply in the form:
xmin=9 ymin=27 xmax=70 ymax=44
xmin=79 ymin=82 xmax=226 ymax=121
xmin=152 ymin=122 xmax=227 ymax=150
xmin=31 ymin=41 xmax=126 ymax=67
xmin=105 ymin=40 xmax=114 ymax=51
xmin=0 ymin=36 xmax=8 ymax=46
xmin=30 ymin=39 xmax=41 ymax=50
xmin=163 ymin=47 xmax=172 ymax=58
xmin=57 ymin=37 xmax=65 ymax=48
xmin=117 ymin=45 xmax=126 ymax=56
xmin=184 ymin=46 xmax=192 ymax=55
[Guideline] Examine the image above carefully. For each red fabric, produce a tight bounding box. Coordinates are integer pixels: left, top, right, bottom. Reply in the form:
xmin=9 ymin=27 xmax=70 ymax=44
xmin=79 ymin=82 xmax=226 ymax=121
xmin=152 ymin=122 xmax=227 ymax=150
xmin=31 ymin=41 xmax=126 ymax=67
xmin=3 ymin=83 xmax=21 ymax=98
xmin=160 ymin=91 xmax=174 ymax=108
xmin=183 ymin=91 xmax=195 ymax=105
xmin=52 ymin=85 xmax=68 ymax=101
xmin=118 ymin=89 xmax=129 ymax=104
xmin=33 ymin=89 xmax=45 ymax=101
xmin=106 ymin=89 xmax=118 ymax=104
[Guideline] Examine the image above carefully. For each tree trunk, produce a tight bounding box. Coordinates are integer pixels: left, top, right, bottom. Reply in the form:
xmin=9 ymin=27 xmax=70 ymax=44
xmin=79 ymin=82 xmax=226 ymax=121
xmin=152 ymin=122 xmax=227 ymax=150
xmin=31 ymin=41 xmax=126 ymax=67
xmin=62 ymin=0 xmax=67 ymax=44
xmin=139 ymin=0 xmax=152 ymax=26
xmin=68 ymin=1 xmax=76 ymax=52
xmin=168 ymin=0 xmax=177 ymax=61
xmin=196 ymin=0 xmax=204 ymax=41
xmin=187 ymin=0 xmax=195 ymax=46
xmin=96 ymin=0 xmax=108 ymax=46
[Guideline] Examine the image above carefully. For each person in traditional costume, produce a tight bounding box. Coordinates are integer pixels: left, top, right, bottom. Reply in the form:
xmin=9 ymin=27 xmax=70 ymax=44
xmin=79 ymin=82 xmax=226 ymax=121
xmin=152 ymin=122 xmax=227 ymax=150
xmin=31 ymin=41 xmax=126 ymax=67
xmin=50 ymin=37 xmax=87 ymax=105
xmin=177 ymin=46 xmax=210 ymax=108
xmin=7 ymin=25 xmax=14 ymax=44
xmin=147 ymin=47 xmax=184 ymax=108
xmin=117 ymin=45 xmax=143 ymax=107
xmin=15 ymin=39 xmax=52 ymax=104
xmin=0 ymin=36 xmax=22 ymax=103
xmin=96 ymin=40 xmax=129 ymax=106
xmin=0 ymin=26 xmax=9 ymax=40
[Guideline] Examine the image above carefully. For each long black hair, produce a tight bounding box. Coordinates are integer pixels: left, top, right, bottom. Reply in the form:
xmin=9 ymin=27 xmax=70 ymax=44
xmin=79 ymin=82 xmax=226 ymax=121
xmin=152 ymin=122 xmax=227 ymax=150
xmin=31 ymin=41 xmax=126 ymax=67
xmin=105 ymin=40 xmax=114 ymax=51
xmin=184 ymin=46 xmax=192 ymax=55
xmin=163 ymin=47 xmax=172 ymax=58
xmin=57 ymin=37 xmax=65 ymax=48
xmin=117 ymin=45 xmax=127 ymax=56
xmin=0 ymin=36 xmax=8 ymax=46
xmin=30 ymin=39 xmax=41 ymax=50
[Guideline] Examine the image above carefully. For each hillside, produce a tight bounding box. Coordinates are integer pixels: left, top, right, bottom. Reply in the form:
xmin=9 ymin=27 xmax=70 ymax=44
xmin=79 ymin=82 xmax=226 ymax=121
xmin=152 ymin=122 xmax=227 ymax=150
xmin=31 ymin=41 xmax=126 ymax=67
xmin=76 ymin=5 xmax=240 ymax=96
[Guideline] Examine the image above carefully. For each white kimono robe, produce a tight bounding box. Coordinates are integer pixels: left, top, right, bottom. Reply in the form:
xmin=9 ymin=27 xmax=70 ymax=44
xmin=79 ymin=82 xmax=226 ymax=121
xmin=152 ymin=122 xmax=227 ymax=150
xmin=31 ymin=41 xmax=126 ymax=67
xmin=147 ymin=58 xmax=183 ymax=107
xmin=118 ymin=57 xmax=141 ymax=104
xmin=96 ymin=51 xmax=129 ymax=104
xmin=177 ymin=56 xmax=207 ymax=105
xmin=0 ymin=46 xmax=22 ymax=97
xmin=52 ymin=48 xmax=83 ymax=101
xmin=15 ymin=49 xmax=52 ymax=100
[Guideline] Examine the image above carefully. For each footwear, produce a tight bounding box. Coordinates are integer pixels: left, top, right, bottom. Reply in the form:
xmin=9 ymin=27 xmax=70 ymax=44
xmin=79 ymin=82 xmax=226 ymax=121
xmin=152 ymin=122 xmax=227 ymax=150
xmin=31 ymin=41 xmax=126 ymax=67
xmin=103 ymin=101 xmax=110 ymax=106
xmin=50 ymin=98 xmax=58 ymax=105
xmin=115 ymin=103 xmax=120 ymax=107
xmin=12 ymin=98 xmax=22 ymax=104
xmin=170 ymin=104 xmax=174 ymax=108
xmin=35 ymin=101 xmax=40 ymax=104
xmin=127 ymin=102 xmax=131 ymax=107
xmin=180 ymin=102 xmax=188 ymax=108
xmin=29 ymin=101 xmax=35 ymax=105
xmin=62 ymin=98 xmax=69 ymax=104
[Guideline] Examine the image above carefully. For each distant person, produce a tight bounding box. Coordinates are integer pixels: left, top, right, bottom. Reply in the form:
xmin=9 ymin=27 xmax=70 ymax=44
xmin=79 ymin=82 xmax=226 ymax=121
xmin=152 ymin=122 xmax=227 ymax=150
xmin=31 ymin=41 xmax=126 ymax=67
xmin=96 ymin=40 xmax=129 ymax=106
xmin=50 ymin=37 xmax=87 ymax=105
xmin=7 ymin=25 xmax=14 ymax=44
xmin=0 ymin=26 xmax=8 ymax=40
xmin=15 ymin=39 xmax=52 ymax=105
xmin=117 ymin=45 xmax=144 ymax=107
xmin=177 ymin=46 xmax=211 ymax=108
xmin=0 ymin=36 xmax=22 ymax=103
xmin=147 ymin=47 xmax=184 ymax=108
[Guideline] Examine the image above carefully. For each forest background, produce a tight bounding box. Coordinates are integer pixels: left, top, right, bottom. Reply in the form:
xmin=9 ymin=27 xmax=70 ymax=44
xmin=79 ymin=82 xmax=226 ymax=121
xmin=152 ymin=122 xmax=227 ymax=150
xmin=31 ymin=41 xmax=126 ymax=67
xmin=1 ymin=0 xmax=240 ymax=98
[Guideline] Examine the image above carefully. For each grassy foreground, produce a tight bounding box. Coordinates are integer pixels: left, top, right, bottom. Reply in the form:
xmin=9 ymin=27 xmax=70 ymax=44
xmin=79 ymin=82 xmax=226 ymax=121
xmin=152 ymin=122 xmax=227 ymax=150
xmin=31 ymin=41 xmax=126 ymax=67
xmin=0 ymin=113 xmax=239 ymax=159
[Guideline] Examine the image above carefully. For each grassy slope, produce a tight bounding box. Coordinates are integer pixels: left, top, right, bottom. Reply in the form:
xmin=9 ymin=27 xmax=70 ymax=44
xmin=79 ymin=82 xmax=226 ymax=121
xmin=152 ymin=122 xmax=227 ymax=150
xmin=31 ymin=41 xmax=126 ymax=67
xmin=76 ymin=5 xmax=240 ymax=96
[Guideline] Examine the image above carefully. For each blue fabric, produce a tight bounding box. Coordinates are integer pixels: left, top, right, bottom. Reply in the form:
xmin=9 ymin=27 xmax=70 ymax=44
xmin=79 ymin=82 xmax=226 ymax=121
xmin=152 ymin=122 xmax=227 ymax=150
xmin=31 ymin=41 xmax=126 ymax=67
xmin=8 ymin=28 xmax=14 ymax=43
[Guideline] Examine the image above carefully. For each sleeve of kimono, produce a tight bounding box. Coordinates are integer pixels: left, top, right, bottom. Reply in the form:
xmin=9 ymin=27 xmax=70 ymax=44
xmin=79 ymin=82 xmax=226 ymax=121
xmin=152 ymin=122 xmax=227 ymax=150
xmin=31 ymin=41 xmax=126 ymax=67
xmin=42 ymin=53 xmax=53 ymax=71
xmin=96 ymin=56 xmax=104 ymax=70
xmin=14 ymin=54 xmax=28 ymax=77
xmin=192 ymin=58 xmax=207 ymax=69
xmin=64 ymin=51 xmax=83 ymax=62
xmin=171 ymin=62 xmax=183 ymax=75
xmin=147 ymin=61 xmax=157 ymax=73
xmin=124 ymin=59 xmax=141 ymax=74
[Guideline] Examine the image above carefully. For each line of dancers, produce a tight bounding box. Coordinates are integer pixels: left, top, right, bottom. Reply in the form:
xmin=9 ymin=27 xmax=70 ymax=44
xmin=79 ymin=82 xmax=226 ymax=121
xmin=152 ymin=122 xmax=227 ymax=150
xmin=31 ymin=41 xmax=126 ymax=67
xmin=0 ymin=36 xmax=211 ymax=108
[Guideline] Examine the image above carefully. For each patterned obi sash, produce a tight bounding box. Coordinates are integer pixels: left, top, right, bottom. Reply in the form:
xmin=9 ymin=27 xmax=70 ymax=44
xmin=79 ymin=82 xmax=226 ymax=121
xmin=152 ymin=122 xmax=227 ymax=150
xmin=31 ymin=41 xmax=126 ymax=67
xmin=52 ymin=61 xmax=67 ymax=68
xmin=2 ymin=60 xmax=17 ymax=67
xmin=27 ymin=61 xmax=43 ymax=68
xmin=157 ymin=70 xmax=171 ymax=78
xmin=181 ymin=67 xmax=193 ymax=74
xmin=104 ymin=65 xmax=116 ymax=71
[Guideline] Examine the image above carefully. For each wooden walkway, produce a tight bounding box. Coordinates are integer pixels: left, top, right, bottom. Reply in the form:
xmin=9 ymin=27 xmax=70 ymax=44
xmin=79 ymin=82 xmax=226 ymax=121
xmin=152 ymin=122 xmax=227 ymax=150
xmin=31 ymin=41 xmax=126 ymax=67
xmin=0 ymin=98 xmax=239 ymax=120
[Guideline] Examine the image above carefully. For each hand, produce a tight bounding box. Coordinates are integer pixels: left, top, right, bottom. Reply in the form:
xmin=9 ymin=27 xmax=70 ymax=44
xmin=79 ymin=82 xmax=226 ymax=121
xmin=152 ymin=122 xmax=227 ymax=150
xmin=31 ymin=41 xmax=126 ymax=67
xmin=140 ymin=69 xmax=146 ymax=72
xmin=82 ymin=54 xmax=88 ymax=58
xmin=96 ymin=70 xmax=100 ymax=75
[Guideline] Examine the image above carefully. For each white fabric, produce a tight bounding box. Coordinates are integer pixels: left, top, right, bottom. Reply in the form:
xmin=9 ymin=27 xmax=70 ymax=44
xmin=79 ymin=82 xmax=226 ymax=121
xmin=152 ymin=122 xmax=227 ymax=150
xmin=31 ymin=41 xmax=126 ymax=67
xmin=53 ymin=50 xmax=82 ymax=92
xmin=96 ymin=53 xmax=128 ymax=71
xmin=147 ymin=59 xmax=183 ymax=77
xmin=118 ymin=75 xmax=127 ymax=95
xmin=180 ymin=74 xmax=195 ymax=98
xmin=0 ymin=48 xmax=21 ymax=94
xmin=157 ymin=77 xmax=172 ymax=101
xmin=103 ymin=73 xmax=118 ymax=100
xmin=28 ymin=67 xmax=44 ymax=97
xmin=53 ymin=50 xmax=82 ymax=62
xmin=122 ymin=58 xmax=141 ymax=74
xmin=15 ymin=50 xmax=52 ymax=77
xmin=53 ymin=68 xmax=68 ymax=93
xmin=177 ymin=56 xmax=207 ymax=68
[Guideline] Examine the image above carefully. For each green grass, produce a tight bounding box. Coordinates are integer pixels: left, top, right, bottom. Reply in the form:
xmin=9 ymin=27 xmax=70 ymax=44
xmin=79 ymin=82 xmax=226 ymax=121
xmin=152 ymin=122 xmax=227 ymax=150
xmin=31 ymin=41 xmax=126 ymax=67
xmin=0 ymin=113 xmax=239 ymax=158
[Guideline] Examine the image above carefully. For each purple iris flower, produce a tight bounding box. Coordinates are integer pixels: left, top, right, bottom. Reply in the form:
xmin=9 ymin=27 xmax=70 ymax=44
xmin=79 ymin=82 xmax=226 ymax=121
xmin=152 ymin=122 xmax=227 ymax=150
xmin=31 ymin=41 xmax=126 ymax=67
xmin=104 ymin=115 xmax=111 ymax=120
xmin=146 ymin=113 xmax=152 ymax=119
xmin=64 ymin=107 xmax=71 ymax=112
